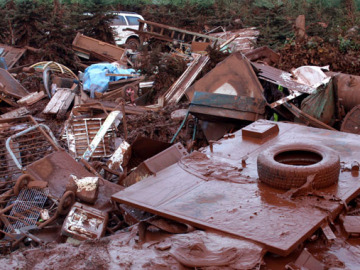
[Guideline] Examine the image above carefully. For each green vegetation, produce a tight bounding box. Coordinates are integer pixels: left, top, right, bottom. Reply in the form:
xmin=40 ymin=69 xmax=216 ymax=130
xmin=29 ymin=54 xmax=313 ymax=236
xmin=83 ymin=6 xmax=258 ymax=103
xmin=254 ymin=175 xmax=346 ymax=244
xmin=0 ymin=0 xmax=358 ymax=46
xmin=0 ymin=0 xmax=358 ymax=9
xmin=0 ymin=0 xmax=358 ymax=72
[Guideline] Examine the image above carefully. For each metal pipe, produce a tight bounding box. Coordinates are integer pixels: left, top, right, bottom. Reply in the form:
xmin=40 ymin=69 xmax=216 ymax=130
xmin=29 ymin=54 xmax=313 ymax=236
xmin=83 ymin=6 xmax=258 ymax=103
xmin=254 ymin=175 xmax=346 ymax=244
xmin=170 ymin=111 xmax=189 ymax=144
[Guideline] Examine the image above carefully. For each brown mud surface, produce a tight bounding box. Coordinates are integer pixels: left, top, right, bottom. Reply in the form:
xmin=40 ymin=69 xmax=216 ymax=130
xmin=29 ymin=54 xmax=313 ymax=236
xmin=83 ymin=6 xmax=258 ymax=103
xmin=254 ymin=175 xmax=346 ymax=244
xmin=0 ymin=229 xmax=264 ymax=270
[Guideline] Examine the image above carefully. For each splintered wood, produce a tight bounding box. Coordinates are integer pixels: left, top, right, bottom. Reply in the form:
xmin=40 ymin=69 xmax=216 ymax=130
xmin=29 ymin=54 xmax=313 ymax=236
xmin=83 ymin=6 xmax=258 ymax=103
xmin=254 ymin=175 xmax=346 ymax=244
xmin=17 ymin=91 xmax=46 ymax=106
xmin=42 ymin=88 xmax=75 ymax=116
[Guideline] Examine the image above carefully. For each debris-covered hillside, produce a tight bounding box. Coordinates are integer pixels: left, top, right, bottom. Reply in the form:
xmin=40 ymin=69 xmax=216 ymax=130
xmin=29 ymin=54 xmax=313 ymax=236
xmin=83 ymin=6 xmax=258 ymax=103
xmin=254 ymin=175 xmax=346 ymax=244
xmin=0 ymin=0 xmax=360 ymax=269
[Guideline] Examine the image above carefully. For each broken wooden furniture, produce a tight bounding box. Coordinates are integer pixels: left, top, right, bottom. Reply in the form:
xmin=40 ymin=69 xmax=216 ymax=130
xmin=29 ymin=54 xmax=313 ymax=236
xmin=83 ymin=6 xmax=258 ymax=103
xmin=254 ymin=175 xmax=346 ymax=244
xmin=158 ymin=37 xmax=252 ymax=107
xmin=42 ymin=84 xmax=78 ymax=119
xmin=209 ymin=27 xmax=260 ymax=53
xmin=0 ymin=44 xmax=26 ymax=69
xmin=82 ymin=110 xmax=121 ymax=161
xmin=64 ymin=106 xmax=119 ymax=161
xmin=0 ymin=68 xmax=29 ymax=107
xmin=158 ymin=54 xmax=209 ymax=106
xmin=72 ymin=33 xmax=126 ymax=62
xmin=127 ymin=19 xmax=224 ymax=45
xmin=17 ymin=91 xmax=46 ymax=106
xmin=189 ymin=91 xmax=266 ymax=122
xmin=186 ymin=53 xmax=265 ymax=103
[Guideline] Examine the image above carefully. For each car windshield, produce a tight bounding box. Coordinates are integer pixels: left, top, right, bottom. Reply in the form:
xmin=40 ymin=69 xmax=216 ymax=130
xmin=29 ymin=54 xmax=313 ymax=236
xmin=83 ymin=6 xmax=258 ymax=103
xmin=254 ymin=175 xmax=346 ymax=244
xmin=125 ymin=16 xmax=140 ymax=26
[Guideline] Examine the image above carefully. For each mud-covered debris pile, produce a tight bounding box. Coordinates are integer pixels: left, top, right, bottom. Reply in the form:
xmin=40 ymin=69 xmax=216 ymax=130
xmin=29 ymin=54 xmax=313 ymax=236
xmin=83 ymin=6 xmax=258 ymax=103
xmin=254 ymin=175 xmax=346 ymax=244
xmin=1 ymin=8 xmax=360 ymax=270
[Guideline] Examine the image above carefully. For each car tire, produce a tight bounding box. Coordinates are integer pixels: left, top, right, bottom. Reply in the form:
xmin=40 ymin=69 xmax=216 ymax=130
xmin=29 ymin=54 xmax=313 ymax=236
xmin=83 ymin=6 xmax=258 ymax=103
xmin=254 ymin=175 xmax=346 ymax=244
xmin=257 ymin=143 xmax=340 ymax=190
xmin=126 ymin=37 xmax=140 ymax=50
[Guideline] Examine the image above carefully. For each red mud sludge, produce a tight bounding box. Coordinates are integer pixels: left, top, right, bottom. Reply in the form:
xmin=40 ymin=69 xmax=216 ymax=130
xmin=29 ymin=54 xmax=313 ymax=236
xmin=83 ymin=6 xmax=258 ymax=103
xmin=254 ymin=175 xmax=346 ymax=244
xmin=257 ymin=143 xmax=340 ymax=190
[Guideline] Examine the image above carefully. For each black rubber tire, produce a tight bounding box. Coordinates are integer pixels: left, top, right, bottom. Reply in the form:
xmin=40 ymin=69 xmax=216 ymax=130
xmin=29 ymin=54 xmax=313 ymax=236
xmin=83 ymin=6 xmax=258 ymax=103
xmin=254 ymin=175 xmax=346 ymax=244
xmin=58 ymin=191 xmax=75 ymax=216
xmin=257 ymin=143 xmax=340 ymax=190
xmin=125 ymin=37 xmax=140 ymax=50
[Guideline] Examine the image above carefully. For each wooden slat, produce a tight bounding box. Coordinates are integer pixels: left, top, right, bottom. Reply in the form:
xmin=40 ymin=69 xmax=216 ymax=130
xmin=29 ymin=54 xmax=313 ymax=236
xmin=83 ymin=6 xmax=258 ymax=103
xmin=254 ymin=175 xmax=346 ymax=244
xmin=43 ymin=89 xmax=74 ymax=115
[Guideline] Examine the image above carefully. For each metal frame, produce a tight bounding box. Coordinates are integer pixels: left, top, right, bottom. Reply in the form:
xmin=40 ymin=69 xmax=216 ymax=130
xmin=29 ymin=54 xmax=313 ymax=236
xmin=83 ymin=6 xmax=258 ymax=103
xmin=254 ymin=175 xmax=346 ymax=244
xmin=65 ymin=117 xmax=116 ymax=160
xmin=0 ymin=117 xmax=59 ymax=199
xmin=5 ymin=124 xmax=60 ymax=170
xmin=4 ymin=188 xmax=49 ymax=233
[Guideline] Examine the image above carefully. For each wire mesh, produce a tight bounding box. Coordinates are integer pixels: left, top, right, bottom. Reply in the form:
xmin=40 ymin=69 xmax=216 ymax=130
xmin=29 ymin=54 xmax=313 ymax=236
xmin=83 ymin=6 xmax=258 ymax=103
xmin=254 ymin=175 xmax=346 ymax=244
xmin=0 ymin=118 xmax=35 ymax=192
xmin=0 ymin=117 xmax=57 ymax=198
xmin=4 ymin=188 xmax=49 ymax=233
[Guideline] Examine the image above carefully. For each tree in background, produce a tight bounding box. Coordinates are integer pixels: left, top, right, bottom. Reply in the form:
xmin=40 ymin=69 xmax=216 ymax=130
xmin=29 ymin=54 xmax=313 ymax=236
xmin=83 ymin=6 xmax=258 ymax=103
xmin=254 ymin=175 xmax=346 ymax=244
xmin=9 ymin=0 xmax=49 ymax=47
xmin=0 ymin=0 xmax=14 ymax=44
xmin=343 ymin=0 xmax=357 ymax=25
xmin=74 ymin=0 xmax=115 ymax=44
xmin=40 ymin=0 xmax=80 ymax=68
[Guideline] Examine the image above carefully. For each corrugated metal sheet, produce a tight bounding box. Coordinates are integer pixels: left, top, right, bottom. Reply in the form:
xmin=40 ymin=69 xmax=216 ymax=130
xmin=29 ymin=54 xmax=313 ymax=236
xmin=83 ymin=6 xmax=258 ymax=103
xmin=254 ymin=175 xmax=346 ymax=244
xmin=252 ymin=62 xmax=315 ymax=94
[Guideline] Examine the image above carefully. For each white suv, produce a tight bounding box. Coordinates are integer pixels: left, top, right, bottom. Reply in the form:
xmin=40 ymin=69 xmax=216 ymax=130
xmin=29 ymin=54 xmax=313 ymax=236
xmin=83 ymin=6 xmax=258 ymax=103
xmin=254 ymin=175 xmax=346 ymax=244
xmin=110 ymin=11 xmax=144 ymax=49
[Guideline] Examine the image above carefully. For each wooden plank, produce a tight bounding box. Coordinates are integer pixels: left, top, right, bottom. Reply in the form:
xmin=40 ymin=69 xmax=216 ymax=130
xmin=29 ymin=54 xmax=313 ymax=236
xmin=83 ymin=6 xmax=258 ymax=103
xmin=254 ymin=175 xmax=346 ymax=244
xmin=270 ymin=91 xmax=303 ymax=109
xmin=164 ymin=55 xmax=209 ymax=105
xmin=56 ymin=84 xmax=77 ymax=119
xmin=43 ymin=89 xmax=74 ymax=114
xmin=0 ymin=107 xmax=29 ymax=119
xmin=105 ymin=74 xmax=139 ymax=77
xmin=57 ymin=92 xmax=75 ymax=119
xmin=0 ymin=68 xmax=29 ymax=99
xmin=136 ymin=20 xmax=223 ymax=42
xmin=17 ymin=91 xmax=46 ymax=106
xmin=72 ymin=32 xmax=125 ymax=61
xmin=42 ymin=89 xmax=67 ymax=114
xmin=102 ymin=89 xmax=124 ymax=101
xmin=0 ymin=44 xmax=27 ymax=69
xmin=108 ymin=76 xmax=144 ymax=90
xmin=284 ymin=102 xmax=336 ymax=131
xmin=49 ymin=91 xmax=72 ymax=114
xmin=81 ymin=100 xmax=159 ymax=115
xmin=0 ymin=94 xmax=19 ymax=107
